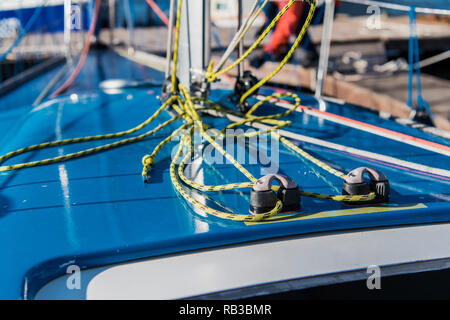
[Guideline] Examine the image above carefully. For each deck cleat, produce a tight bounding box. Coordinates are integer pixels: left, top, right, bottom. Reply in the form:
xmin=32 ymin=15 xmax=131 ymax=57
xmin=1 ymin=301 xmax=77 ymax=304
xmin=342 ymin=167 xmax=390 ymax=205
xmin=233 ymin=71 xmax=259 ymax=113
xmin=410 ymin=109 xmax=435 ymax=127
xmin=250 ymin=174 xmax=300 ymax=214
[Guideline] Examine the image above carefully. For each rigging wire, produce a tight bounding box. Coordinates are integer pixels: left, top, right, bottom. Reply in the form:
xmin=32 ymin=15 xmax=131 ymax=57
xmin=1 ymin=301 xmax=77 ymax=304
xmin=213 ymin=0 xmax=268 ymax=73
xmin=145 ymin=0 xmax=170 ymax=27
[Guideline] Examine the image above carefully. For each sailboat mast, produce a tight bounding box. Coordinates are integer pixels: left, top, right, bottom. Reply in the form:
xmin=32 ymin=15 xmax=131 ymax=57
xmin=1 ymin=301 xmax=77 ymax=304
xmin=177 ymin=0 xmax=211 ymax=98
xmin=64 ymin=0 xmax=72 ymax=60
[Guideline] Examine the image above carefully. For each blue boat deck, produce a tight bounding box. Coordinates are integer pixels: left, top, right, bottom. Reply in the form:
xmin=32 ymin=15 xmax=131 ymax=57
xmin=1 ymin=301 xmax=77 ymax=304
xmin=0 ymin=50 xmax=449 ymax=299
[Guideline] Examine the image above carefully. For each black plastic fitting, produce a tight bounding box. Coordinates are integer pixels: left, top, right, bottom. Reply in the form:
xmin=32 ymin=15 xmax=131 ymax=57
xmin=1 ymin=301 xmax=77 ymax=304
xmin=277 ymin=186 xmax=301 ymax=212
xmin=250 ymin=190 xmax=278 ymax=214
xmin=342 ymin=167 xmax=390 ymax=205
xmin=250 ymin=174 xmax=301 ymax=214
xmin=233 ymin=71 xmax=259 ymax=113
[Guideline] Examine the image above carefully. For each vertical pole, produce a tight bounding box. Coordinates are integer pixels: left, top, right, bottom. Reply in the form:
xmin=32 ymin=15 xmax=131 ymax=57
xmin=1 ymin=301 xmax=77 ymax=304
xmin=123 ymin=0 xmax=135 ymax=53
xmin=79 ymin=1 xmax=85 ymax=49
xmin=64 ymin=0 xmax=72 ymax=59
xmin=315 ymin=0 xmax=335 ymax=99
xmin=165 ymin=0 xmax=176 ymax=78
xmin=203 ymin=0 xmax=211 ymax=74
xmin=109 ymin=0 xmax=116 ymax=45
xmin=178 ymin=0 xmax=211 ymax=97
xmin=237 ymin=0 xmax=244 ymax=78
xmin=407 ymin=7 xmax=415 ymax=110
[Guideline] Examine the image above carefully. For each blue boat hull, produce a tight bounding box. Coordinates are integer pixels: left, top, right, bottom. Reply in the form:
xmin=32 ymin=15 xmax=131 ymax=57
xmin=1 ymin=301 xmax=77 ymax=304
xmin=0 ymin=50 xmax=449 ymax=299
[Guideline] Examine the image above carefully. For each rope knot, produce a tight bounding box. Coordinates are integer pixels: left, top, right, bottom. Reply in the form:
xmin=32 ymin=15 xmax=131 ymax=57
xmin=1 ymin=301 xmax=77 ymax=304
xmin=142 ymin=155 xmax=154 ymax=166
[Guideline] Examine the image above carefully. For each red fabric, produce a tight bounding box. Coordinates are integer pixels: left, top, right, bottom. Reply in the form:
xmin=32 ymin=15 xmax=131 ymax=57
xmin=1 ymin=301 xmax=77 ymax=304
xmin=264 ymin=1 xmax=305 ymax=56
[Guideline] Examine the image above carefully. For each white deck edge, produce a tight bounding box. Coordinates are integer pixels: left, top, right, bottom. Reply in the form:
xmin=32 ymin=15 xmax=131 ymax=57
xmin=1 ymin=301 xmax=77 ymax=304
xmin=35 ymin=222 xmax=450 ymax=300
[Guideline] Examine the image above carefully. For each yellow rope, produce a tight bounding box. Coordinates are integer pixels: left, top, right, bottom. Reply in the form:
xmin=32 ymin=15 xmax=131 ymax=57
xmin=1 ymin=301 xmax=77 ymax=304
xmin=141 ymin=121 xmax=191 ymax=182
xmin=174 ymin=123 xmax=375 ymax=203
xmin=178 ymin=100 xmax=377 ymax=202
xmin=206 ymin=0 xmax=299 ymax=82
xmin=0 ymin=97 xmax=181 ymax=172
xmin=276 ymin=133 xmax=347 ymax=180
xmin=170 ymin=133 xmax=283 ymax=222
xmin=212 ymin=0 xmax=270 ymax=74
xmin=240 ymin=0 xmax=316 ymax=103
xmin=0 ymin=0 xmax=378 ymax=224
xmin=177 ymin=133 xmax=254 ymax=192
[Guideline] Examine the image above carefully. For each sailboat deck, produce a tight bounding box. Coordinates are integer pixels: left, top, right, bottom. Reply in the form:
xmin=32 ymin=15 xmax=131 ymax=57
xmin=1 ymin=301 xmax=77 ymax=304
xmin=0 ymin=50 xmax=449 ymax=299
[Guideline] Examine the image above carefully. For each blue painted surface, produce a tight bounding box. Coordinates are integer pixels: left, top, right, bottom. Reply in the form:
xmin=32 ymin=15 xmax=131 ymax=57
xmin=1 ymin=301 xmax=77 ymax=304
xmin=0 ymin=50 xmax=162 ymax=108
xmin=0 ymin=50 xmax=449 ymax=299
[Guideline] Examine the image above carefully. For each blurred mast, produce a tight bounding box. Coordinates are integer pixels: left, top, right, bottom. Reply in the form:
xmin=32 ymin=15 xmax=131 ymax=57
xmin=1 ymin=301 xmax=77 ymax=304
xmin=237 ymin=0 xmax=244 ymax=78
xmin=165 ymin=0 xmax=175 ymax=78
xmin=177 ymin=0 xmax=211 ymax=97
xmin=109 ymin=0 xmax=116 ymax=45
xmin=64 ymin=0 xmax=72 ymax=60
xmin=315 ymin=0 xmax=335 ymax=99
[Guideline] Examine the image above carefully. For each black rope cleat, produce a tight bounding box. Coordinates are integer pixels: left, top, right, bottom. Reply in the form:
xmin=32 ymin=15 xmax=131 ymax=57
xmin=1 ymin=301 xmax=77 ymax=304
xmin=342 ymin=167 xmax=390 ymax=205
xmin=410 ymin=108 xmax=435 ymax=127
xmin=233 ymin=71 xmax=259 ymax=113
xmin=250 ymin=174 xmax=300 ymax=214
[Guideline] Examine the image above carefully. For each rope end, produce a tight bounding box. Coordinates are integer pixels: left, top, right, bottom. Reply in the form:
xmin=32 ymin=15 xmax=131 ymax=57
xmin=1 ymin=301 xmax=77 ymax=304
xmin=142 ymin=174 xmax=150 ymax=184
